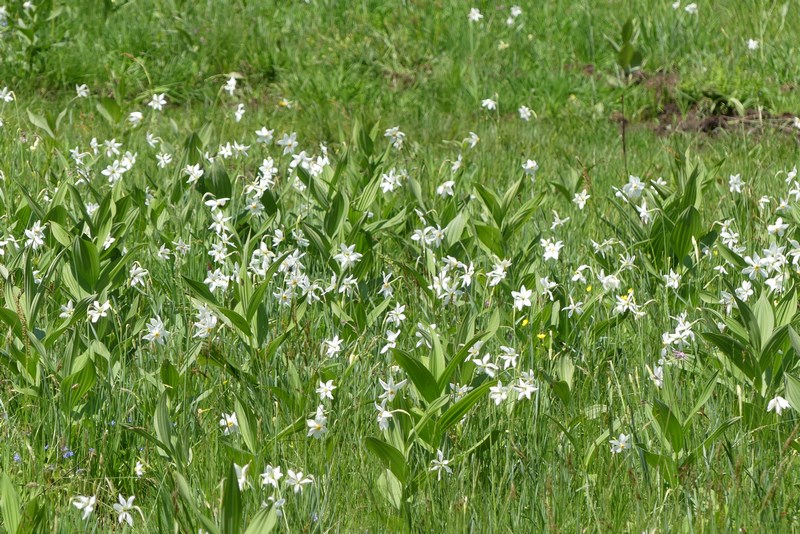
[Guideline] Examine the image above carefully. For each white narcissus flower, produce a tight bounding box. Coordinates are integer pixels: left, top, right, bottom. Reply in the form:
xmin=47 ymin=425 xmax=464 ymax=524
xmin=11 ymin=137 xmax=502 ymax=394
xmin=375 ymin=401 xmax=393 ymax=431
xmin=316 ymin=380 xmax=336 ymax=401
xmin=103 ymin=138 xmax=122 ymax=158
xmin=219 ymin=412 xmax=239 ymax=435
xmin=285 ymin=469 xmax=314 ymax=494
xmin=59 ymin=300 xmax=75 ymax=319
xmin=430 ymin=449 xmax=452 ymax=480
xmin=129 ymin=262 xmax=149 ymax=287
xmin=128 ymin=111 xmax=143 ymax=126
xmin=333 ymin=244 xmax=362 ymax=270
xmin=729 ymin=174 xmax=744 ymax=194
xmin=379 ymin=376 xmax=407 ymax=402
xmin=664 ymin=270 xmax=681 ymax=290
xmin=767 ymin=396 xmax=790 ymax=415
xmin=541 ymin=238 xmax=564 ymax=261
xmin=72 ymin=495 xmax=96 ymax=520
xmin=522 ymin=159 xmax=539 ymax=178
xmin=223 ymin=76 xmax=237 ymax=96
xmin=261 ymin=464 xmax=283 ymax=488
xmin=384 ymin=126 xmax=405 ymax=149
xmin=113 ymin=494 xmax=141 ymax=527
xmin=489 ymin=381 xmax=509 ymax=405
xmin=436 ymin=180 xmax=455 ymax=197
xmin=256 ymin=127 xmax=274 ymax=144
xmin=234 ymin=462 xmax=250 ymax=491
xmin=380 ymin=330 xmax=400 ymax=354
xmin=25 ymin=220 xmax=46 ymax=250
xmin=609 ymin=433 xmax=630 ymax=454
xmin=276 ymin=132 xmax=298 ymax=155
xmin=148 ymin=93 xmax=167 ymax=111
xmin=511 ymin=285 xmax=532 ymax=311
xmin=87 ymin=300 xmax=112 ymax=323
xmin=768 ymin=217 xmax=788 ymax=237
xmin=143 ymin=316 xmax=169 ymax=345
xmin=306 ymin=405 xmax=328 ymax=439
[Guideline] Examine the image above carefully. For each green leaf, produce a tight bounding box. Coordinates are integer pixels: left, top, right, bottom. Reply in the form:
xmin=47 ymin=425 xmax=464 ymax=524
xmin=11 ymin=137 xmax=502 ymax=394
xmin=785 ymin=373 xmax=800 ymax=413
xmin=173 ymin=472 xmax=221 ymax=534
xmin=376 ymin=469 xmax=403 ymax=510
xmin=501 ymin=176 xmax=526 ymax=214
xmin=617 ymin=43 xmax=635 ymax=71
xmin=60 ymin=358 xmax=96 ymax=413
xmin=160 ymin=359 xmax=181 ymax=396
xmin=392 ymin=349 xmax=440 ymax=403
xmin=444 ymin=211 xmax=468 ymax=249
xmin=752 ymin=292 xmax=775 ymax=350
xmin=26 ymin=109 xmax=54 ymax=138
xmin=437 ymin=331 xmax=491 ymax=393
xmin=244 ymin=507 xmax=277 ymax=534
xmin=670 ymin=206 xmax=702 ymax=261
xmin=437 ymin=379 xmax=496 ymax=436
xmin=557 ymin=355 xmax=575 ymax=391
xmin=474 ymin=223 xmax=504 ymax=258
xmin=182 ymin=275 xmax=220 ymax=308
xmin=200 ymin=163 xmax=232 ymax=200
xmin=736 ymin=296 xmax=762 ymax=357
xmin=683 ymin=371 xmax=717 ymax=427
xmin=222 ymin=462 xmax=243 ymax=534
xmin=96 ymin=97 xmax=122 ymax=125
xmin=699 ymin=417 xmax=740 ymax=451
xmin=324 ymin=190 xmax=348 ymax=238
xmin=48 ymin=221 xmax=73 ymax=248
xmin=235 ymin=396 xmax=258 ymax=455
xmin=717 ymin=244 xmax=746 ymax=270
xmin=761 ymin=324 xmax=790 ymax=379
xmin=775 ymin=287 xmax=797 ymax=327
xmin=429 ymin=329 xmax=446 ymax=383
xmin=297 ymin=166 xmax=329 ymax=208
xmin=651 ymin=399 xmax=684 ymax=454
xmin=365 ymin=437 xmax=408 ymax=482
xmin=0 ymin=308 xmax=24 ymax=342
xmin=702 ymin=331 xmax=755 ymax=380
xmin=621 ymin=18 xmax=634 ymax=43
xmin=0 ymin=473 xmax=20 ymax=534
xmin=72 ymin=237 xmax=99 ymax=292
xmin=216 ymin=306 xmax=253 ymax=339
xmin=153 ymin=393 xmax=173 ymax=459
xmin=475 ymin=185 xmax=503 ymax=227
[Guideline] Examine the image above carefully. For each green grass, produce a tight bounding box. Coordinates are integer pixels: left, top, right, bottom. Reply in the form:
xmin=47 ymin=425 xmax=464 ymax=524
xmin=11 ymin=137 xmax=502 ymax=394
xmin=2 ymin=0 xmax=800 ymax=532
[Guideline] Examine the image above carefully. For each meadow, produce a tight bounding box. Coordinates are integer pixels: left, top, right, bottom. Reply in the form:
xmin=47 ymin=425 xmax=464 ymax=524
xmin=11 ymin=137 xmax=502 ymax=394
xmin=2 ymin=0 xmax=800 ymax=532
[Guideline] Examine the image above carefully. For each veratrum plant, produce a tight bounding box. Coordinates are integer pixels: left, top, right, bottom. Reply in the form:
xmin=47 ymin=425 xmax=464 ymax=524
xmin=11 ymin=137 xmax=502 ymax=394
xmin=702 ymin=286 xmax=800 ymax=426
xmin=3 ymin=0 xmax=68 ymax=74
xmin=609 ymin=152 xmax=718 ymax=273
xmin=365 ymin=316 xmax=500 ymax=514
xmin=638 ymin=371 xmax=739 ymax=488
